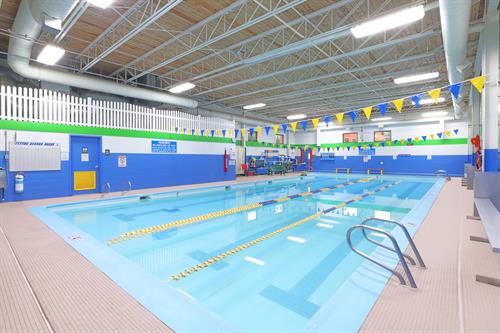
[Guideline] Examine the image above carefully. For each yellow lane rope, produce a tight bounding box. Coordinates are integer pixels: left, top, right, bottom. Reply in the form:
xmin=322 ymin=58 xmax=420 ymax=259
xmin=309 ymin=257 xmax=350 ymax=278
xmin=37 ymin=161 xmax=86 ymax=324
xmin=107 ymin=176 xmax=374 ymax=245
xmin=169 ymin=180 xmax=401 ymax=281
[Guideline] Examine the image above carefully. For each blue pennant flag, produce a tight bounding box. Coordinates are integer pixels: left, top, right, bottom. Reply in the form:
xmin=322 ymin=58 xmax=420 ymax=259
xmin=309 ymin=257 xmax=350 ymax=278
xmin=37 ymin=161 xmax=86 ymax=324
xmin=347 ymin=146 xmax=351 ymax=151
xmin=301 ymin=120 xmax=308 ymax=131
xmin=349 ymin=111 xmax=357 ymax=123
xmin=200 ymin=129 xmax=205 ymax=136
xmin=222 ymin=129 xmax=226 ymax=137
xmin=381 ymin=142 xmax=385 ymax=147
xmin=378 ymin=103 xmax=388 ymax=116
xmin=183 ymin=128 xmax=186 ymax=134
xmin=448 ymin=83 xmax=462 ymax=99
xmin=175 ymin=127 xmax=179 ymax=133
xmin=407 ymin=138 xmax=412 ymax=143
xmin=210 ymin=130 xmax=215 ymax=137
xmin=249 ymin=128 xmax=254 ymax=136
xmin=235 ymin=129 xmax=240 ymax=138
xmin=324 ymin=116 xmax=330 ymax=127
xmin=327 ymin=147 xmax=330 ymax=151
xmin=422 ymin=135 xmax=427 ymax=141
xmin=281 ymin=124 xmax=288 ymax=134
xmin=437 ymin=132 xmax=443 ymax=138
xmin=369 ymin=144 xmax=373 ymax=149
xmin=264 ymin=126 xmax=271 ymax=135
xmin=411 ymin=94 xmax=423 ymax=108
xmin=191 ymin=129 xmax=195 ymax=135
xmin=357 ymin=145 xmax=362 ymax=151
xmin=336 ymin=146 xmax=340 ymax=151
xmin=453 ymin=129 xmax=459 ymax=135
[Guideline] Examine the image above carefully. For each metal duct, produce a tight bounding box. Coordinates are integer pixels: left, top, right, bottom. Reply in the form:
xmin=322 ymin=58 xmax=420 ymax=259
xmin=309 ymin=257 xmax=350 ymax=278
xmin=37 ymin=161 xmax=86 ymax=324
xmin=438 ymin=0 xmax=472 ymax=118
xmin=7 ymin=0 xmax=198 ymax=109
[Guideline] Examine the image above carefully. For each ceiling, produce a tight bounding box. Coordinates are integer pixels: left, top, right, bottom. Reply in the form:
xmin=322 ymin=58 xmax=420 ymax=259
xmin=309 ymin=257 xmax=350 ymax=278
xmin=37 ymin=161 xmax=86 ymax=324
xmin=0 ymin=0 xmax=486 ymax=123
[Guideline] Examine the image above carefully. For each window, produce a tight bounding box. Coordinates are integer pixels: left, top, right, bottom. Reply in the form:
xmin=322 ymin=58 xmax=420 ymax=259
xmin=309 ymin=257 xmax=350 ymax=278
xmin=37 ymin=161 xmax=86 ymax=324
xmin=343 ymin=132 xmax=358 ymax=142
xmin=374 ymin=130 xmax=391 ymax=142
xmin=248 ymin=131 xmax=258 ymax=142
xmin=276 ymin=134 xmax=284 ymax=145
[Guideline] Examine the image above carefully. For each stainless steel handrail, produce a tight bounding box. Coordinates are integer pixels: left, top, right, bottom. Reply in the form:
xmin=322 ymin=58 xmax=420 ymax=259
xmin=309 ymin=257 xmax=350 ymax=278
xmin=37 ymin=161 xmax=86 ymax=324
xmin=361 ymin=218 xmax=426 ymax=268
xmin=121 ymin=180 xmax=132 ymax=196
xmin=435 ymin=169 xmax=451 ymax=180
xmin=101 ymin=182 xmax=110 ymax=198
xmin=346 ymin=225 xmax=418 ymax=288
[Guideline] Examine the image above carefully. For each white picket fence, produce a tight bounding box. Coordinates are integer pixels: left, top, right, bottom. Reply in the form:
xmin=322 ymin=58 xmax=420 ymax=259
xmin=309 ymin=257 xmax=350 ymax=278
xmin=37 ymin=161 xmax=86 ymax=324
xmin=0 ymin=85 xmax=234 ymax=133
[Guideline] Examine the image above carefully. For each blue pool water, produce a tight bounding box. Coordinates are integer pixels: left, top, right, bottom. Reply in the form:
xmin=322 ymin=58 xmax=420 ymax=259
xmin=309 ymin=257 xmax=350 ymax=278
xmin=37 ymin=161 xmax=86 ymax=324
xmin=34 ymin=173 xmax=444 ymax=332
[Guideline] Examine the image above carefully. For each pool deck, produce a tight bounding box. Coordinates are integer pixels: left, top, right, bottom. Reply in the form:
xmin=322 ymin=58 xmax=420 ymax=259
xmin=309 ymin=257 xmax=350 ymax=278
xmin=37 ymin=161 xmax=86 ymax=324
xmin=1 ymin=175 xmax=499 ymax=332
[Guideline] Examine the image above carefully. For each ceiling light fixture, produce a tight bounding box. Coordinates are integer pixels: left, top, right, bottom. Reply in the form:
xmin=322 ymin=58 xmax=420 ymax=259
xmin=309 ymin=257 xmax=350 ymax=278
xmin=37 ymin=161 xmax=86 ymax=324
xmin=86 ymin=0 xmax=114 ymax=9
xmin=243 ymin=103 xmax=266 ymax=110
xmin=286 ymin=114 xmax=307 ymax=120
xmin=394 ymin=72 xmax=439 ymax=84
xmin=351 ymin=5 xmax=425 ymax=38
xmin=168 ymin=82 xmax=195 ymax=94
xmin=371 ymin=117 xmax=393 ymax=122
xmin=421 ymin=111 xmax=448 ymax=118
xmin=412 ymin=97 xmax=446 ymax=105
xmin=37 ymin=45 xmax=65 ymax=65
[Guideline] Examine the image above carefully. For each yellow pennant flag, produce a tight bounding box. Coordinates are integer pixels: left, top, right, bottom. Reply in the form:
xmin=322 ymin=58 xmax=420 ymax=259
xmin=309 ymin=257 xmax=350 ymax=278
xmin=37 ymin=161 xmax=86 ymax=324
xmin=290 ymin=122 xmax=297 ymax=133
xmin=430 ymin=134 xmax=435 ymax=139
xmin=216 ymin=129 xmax=221 ymax=136
xmin=470 ymin=76 xmax=486 ymax=93
xmin=374 ymin=143 xmax=380 ymax=147
xmin=428 ymin=88 xmax=441 ymax=102
xmin=386 ymin=141 xmax=392 ymax=146
xmin=228 ymin=129 xmax=232 ymax=137
xmin=311 ymin=118 xmax=319 ymax=128
xmin=241 ymin=128 xmax=246 ymax=137
xmin=393 ymin=99 xmax=404 ymax=112
xmin=414 ymin=137 xmax=419 ymax=142
xmin=256 ymin=127 xmax=262 ymax=136
xmin=195 ymin=129 xmax=200 ymax=135
xmin=273 ymin=124 xmax=279 ymax=134
xmin=186 ymin=128 xmax=190 ymax=135
xmin=362 ymin=106 xmax=372 ymax=120
xmin=336 ymin=113 xmax=344 ymax=125
xmin=445 ymin=130 xmax=451 ymax=137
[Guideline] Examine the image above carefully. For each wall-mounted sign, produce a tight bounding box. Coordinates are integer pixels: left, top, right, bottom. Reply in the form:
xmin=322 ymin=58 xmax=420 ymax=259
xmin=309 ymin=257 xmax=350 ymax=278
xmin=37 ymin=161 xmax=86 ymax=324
xmin=105 ymin=149 xmax=111 ymax=156
xmin=151 ymin=140 xmax=177 ymax=153
xmin=118 ymin=155 xmax=127 ymax=168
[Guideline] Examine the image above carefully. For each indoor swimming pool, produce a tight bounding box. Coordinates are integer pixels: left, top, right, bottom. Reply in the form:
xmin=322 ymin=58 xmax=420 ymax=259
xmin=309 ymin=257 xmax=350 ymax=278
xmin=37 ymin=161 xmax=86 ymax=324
xmin=32 ymin=173 xmax=445 ymax=332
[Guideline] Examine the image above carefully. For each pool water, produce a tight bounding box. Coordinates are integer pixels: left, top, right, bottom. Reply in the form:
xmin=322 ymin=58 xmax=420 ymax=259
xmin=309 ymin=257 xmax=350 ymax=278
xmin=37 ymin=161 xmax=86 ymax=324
xmin=46 ymin=173 xmax=440 ymax=332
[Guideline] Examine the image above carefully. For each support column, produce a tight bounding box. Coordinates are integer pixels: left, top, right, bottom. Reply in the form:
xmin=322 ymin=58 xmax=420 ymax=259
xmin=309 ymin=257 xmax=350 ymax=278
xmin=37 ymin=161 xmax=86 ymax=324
xmin=481 ymin=2 xmax=499 ymax=171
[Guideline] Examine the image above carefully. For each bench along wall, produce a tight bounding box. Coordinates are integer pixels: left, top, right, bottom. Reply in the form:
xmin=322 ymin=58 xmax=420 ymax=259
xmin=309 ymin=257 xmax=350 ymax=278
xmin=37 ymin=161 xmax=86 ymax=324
xmin=298 ymin=120 xmax=470 ymax=176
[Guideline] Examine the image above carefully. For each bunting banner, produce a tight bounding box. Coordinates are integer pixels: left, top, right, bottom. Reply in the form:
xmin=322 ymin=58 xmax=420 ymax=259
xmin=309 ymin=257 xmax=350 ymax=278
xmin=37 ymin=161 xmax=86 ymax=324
xmin=282 ymin=123 xmax=288 ymax=134
xmin=362 ymin=106 xmax=372 ymax=120
xmin=393 ymin=99 xmax=404 ymax=112
xmin=470 ymin=76 xmax=486 ymax=93
xmin=265 ymin=126 xmax=271 ymax=135
xmin=349 ymin=111 xmax=357 ymax=123
xmin=378 ymin=103 xmax=387 ymax=117
xmin=335 ymin=113 xmax=343 ymax=125
xmin=273 ymin=124 xmax=279 ymax=135
xmin=256 ymin=127 xmax=262 ymax=136
xmin=222 ymin=129 xmax=226 ymax=137
xmin=448 ymin=83 xmax=462 ymax=99
xmin=324 ymin=116 xmax=331 ymax=127
xmin=411 ymin=94 xmax=422 ymax=108
xmin=428 ymin=88 xmax=441 ymax=102
xmin=290 ymin=122 xmax=297 ymax=133
xmin=301 ymin=120 xmax=308 ymax=131
xmin=312 ymin=118 xmax=319 ymax=128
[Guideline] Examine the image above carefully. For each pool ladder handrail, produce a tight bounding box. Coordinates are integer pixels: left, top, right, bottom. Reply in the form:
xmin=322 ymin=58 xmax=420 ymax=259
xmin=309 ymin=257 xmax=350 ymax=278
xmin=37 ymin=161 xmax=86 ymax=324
xmin=121 ymin=180 xmax=132 ymax=196
xmin=101 ymin=182 xmax=111 ymax=198
xmin=435 ymin=169 xmax=451 ymax=180
xmin=346 ymin=218 xmax=426 ymax=288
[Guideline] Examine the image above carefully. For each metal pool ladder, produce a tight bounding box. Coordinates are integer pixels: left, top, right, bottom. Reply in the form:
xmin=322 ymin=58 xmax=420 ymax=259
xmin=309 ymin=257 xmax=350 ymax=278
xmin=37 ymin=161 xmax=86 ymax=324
xmin=346 ymin=218 xmax=426 ymax=288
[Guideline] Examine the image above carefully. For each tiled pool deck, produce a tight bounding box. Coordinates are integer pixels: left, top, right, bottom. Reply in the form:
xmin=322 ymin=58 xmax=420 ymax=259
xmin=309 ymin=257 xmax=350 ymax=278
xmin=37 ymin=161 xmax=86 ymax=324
xmin=1 ymin=175 xmax=499 ymax=332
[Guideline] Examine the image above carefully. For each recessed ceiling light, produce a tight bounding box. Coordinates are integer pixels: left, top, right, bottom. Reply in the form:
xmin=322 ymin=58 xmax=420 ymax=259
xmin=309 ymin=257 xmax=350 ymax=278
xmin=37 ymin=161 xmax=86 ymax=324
xmin=371 ymin=117 xmax=393 ymax=122
xmin=421 ymin=111 xmax=448 ymax=118
xmin=394 ymin=72 xmax=439 ymax=84
xmin=37 ymin=45 xmax=65 ymax=65
xmin=86 ymin=0 xmax=114 ymax=9
xmin=243 ymin=103 xmax=266 ymax=110
xmin=168 ymin=82 xmax=195 ymax=94
xmin=413 ymin=97 xmax=445 ymax=105
xmin=286 ymin=114 xmax=307 ymax=120
xmin=351 ymin=5 xmax=425 ymax=38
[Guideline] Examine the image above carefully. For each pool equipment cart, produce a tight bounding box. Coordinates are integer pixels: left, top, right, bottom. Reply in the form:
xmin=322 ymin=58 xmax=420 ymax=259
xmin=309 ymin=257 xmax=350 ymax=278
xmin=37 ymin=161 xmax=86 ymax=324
xmin=346 ymin=217 xmax=426 ymax=288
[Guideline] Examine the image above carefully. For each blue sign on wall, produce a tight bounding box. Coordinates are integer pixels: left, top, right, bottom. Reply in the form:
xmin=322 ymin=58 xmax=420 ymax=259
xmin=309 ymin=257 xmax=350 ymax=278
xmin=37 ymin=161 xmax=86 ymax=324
xmin=151 ymin=140 xmax=177 ymax=153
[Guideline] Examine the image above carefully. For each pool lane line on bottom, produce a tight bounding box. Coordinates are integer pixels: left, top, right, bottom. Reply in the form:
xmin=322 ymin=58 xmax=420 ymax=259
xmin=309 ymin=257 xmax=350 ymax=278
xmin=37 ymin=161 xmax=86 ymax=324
xmin=169 ymin=180 xmax=401 ymax=281
xmin=107 ymin=176 xmax=375 ymax=245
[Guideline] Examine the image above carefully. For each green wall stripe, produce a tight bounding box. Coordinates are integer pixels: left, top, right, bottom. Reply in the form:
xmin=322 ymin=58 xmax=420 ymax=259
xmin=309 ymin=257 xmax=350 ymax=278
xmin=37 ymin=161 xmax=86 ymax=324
xmin=0 ymin=120 xmax=233 ymax=143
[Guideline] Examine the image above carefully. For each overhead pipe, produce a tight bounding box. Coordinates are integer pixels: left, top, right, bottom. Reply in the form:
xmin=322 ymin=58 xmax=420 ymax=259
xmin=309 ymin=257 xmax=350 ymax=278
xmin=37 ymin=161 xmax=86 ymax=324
xmin=438 ymin=0 xmax=472 ymax=118
xmin=7 ymin=0 xmax=198 ymax=109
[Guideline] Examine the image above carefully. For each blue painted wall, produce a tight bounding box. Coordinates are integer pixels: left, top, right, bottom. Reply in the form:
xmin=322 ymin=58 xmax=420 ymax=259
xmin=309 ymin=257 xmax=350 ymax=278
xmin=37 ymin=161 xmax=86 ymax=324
xmin=312 ymin=155 xmax=469 ymax=176
xmin=0 ymin=150 xmax=235 ymax=202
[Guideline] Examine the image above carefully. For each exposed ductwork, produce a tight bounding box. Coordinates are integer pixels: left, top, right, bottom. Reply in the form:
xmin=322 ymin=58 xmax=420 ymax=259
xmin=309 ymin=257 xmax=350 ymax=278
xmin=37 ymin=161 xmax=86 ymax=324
xmin=7 ymin=0 xmax=198 ymax=109
xmin=438 ymin=0 xmax=472 ymax=118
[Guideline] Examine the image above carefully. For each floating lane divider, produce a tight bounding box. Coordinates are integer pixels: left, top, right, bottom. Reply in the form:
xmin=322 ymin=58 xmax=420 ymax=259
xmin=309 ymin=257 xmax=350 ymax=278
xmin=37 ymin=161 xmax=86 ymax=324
xmin=170 ymin=180 xmax=401 ymax=281
xmin=107 ymin=177 xmax=374 ymax=245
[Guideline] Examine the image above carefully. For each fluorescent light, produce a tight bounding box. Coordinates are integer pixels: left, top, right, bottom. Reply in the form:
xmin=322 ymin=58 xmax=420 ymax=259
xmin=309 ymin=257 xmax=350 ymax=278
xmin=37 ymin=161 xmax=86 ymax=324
xmin=86 ymin=0 xmax=114 ymax=8
xmin=394 ymin=72 xmax=439 ymax=84
xmin=169 ymin=82 xmax=195 ymax=94
xmin=421 ymin=111 xmax=448 ymax=118
xmin=286 ymin=114 xmax=307 ymax=120
xmin=37 ymin=45 xmax=65 ymax=65
xmin=243 ymin=103 xmax=266 ymax=110
xmin=413 ymin=97 xmax=445 ymax=105
xmin=351 ymin=5 xmax=425 ymax=38
xmin=371 ymin=117 xmax=392 ymax=122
